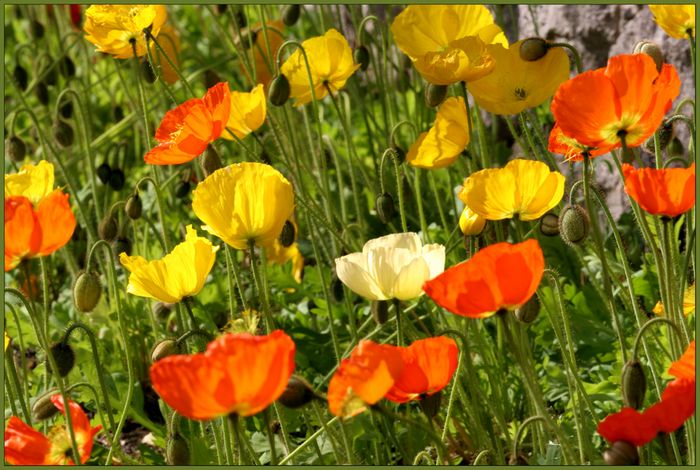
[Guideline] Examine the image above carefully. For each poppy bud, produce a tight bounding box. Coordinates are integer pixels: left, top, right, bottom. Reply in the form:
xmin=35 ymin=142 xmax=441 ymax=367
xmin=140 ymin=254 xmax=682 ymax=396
xmin=48 ymin=342 xmax=75 ymax=377
xmin=141 ymin=59 xmax=156 ymax=83
xmin=216 ymin=4 xmax=228 ymax=14
xmin=282 ymin=4 xmax=301 ymax=26
xmin=269 ymin=74 xmax=291 ymax=106
xmin=96 ymin=162 xmax=112 ymax=184
xmin=112 ymin=237 xmax=132 ymax=257
xmin=260 ymin=148 xmax=272 ymax=165
xmin=633 ymin=40 xmax=664 ymax=72
xmin=204 ymin=69 xmax=221 ymax=89
xmin=43 ymin=64 xmax=58 ymax=86
xmin=558 ymin=204 xmax=589 ymax=247
xmin=13 ymin=65 xmax=28 ymax=91
xmin=108 ymin=168 xmax=126 ymax=191
xmin=31 ymin=389 xmax=60 ymax=421
xmin=515 ymin=295 xmax=540 ymax=324
xmin=6 ymin=136 xmax=26 ymax=162
xmin=603 ymin=441 xmax=639 ymax=466
xmin=539 ymin=212 xmax=560 ymax=237
xmin=112 ymin=105 xmax=124 ymax=122
xmin=60 ymin=56 xmax=76 ymax=78
xmin=419 ymin=391 xmax=442 ymax=420
xmin=459 ymin=207 xmax=486 ymax=237
xmin=330 ymin=274 xmax=345 ymax=302
xmin=98 ymin=214 xmax=118 ymax=241
xmin=52 ymin=120 xmax=74 ymax=148
xmin=166 ymin=434 xmax=190 ymax=465
xmin=73 ymin=271 xmax=102 ymax=313
xmin=175 ymin=180 xmax=191 ymax=199
xmin=29 ymin=20 xmax=45 ymax=39
xmin=375 ymin=192 xmax=396 ymax=224
xmin=354 ymin=45 xmax=371 ymax=71
xmin=667 ymin=137 xmax=684 ymax=157
xmin=152 ymin=302 xmax=174 ymax=320
xmin=279 ymin=220 xmax=296 ymax=247
xmin=643 ymin=120 xmax=673 ymax=153
xmin=278 ymin=375 xmax=317 ymax=408
xmin=520 ymin=37 xmax=550 ymax=61
xmin=232 ymin=7 xmax=247 ymax=29
xmin=60 ymin=101 xmax=73 ymax=119
xmin=200 ymin=145 xmax=223 ymax=177
xmin=151 ymin=339 xmax=180 ymax=363
xmin=35 ymin=81 xmax=49 ymax=105
xmin=125 ymin=193 xmax=142 ymax=220
xmin=371 ymin=300 xmax=389 ymax=325
xmin=621 ymin=359 xmax=647 ymax=410
xmin=425 ymin=83 xmax=448 ymax=108
xmin=391 ymin=145 xmax=406 ymax=164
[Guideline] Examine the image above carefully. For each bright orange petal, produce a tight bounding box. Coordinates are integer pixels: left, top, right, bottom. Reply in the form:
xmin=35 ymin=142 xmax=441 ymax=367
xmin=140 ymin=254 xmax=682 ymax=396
xmin=35 ymin=189 xmax=76 ymax=257
xmin=4 ymin=196 xmax=42 ymax=271
xmin=202 ymin=82 xmax=231 ymax=140
xmin=494 ymin=239 xmax=544 ymax=309
xmin=604 ymin=54 xmax=658 ymax=123
xmin=668 ymin=340 xmax=695 ymax=380
xmin=144 ymin=143 xmax=201 ymax=165
xmin=3 ymin=416 xmax=52 ymax=465
xmin=50 ymin=395 xmax=102 ymax=464
xmin=622 ymin=163 xmax=695 ymax=217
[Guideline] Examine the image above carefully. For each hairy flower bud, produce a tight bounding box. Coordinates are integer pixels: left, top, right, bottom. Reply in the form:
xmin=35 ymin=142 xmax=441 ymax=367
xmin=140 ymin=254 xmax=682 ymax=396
xmin=621 ymin=359 xmax=647 ymax=410
xmin=108 ymin=168 xmax=126 ymax=191
xmin=13 ymin=65 xmax=28 ymax=91
xmin=354 ymin=45 xmax=370 ymax=71
xmin=200 ymin=145 xmax=223 ymax=177
xmin=49 ymin=342 xmax=75 ymax=378
xmin=152 ymin=302 xmax=174 ymax=320
xmin=73 ymin=271 xmax=102 ymax=313
xmin=5 ymin=136 xmax=26 ymax=163
xmin=425 ymin=83 xmax=448 ymax=108
xmin=520 ymin=37 xmax=550 ymax=61
xmin=633 ymin=40 xmax=664 ymax=72
xmin=98 ymin=214 xmax=118 ymax=241
xmin=375 ymin=192 xmax=396 ymax=224
xmin=125 ymin=193 xmax=143 ymax=220
xmin=31 ymin=390 xmax=59 ymax=421
xmin=559 ymin=204 xmax=589 ymax=246
xmin=515 ymin=295 xmax=540 ymax=324
xmin=35 ymin=81 xmax=49 ymax=106
xmin=371 ymin=300 xmax=389 ymax=325
xmin=539 ymin=212 xmax=560 ymax=237
xmin=279 ymin=220 xmax=296 ymax=247
xmin=282 ymin=4 xmax=301 ymax=26
xmin=269 ymin=74 xmax=291 ymax=106
xmin=278 ymin=375 xmax=317 ymax=408
xmin=603 ymin=441 xmax=639 ymax=466
xmin=151 ymin=339 xmax=180 ymax=363
xmin=166 ymin=434 xmax=190 ymax=466
xmin=52 ymin=120 xmax=74 ymax=148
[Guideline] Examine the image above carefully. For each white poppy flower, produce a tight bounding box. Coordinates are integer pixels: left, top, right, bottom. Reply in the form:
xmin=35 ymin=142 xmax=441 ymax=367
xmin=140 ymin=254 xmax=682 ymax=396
xmin=335 ymin=233 xmax=446 ymax=301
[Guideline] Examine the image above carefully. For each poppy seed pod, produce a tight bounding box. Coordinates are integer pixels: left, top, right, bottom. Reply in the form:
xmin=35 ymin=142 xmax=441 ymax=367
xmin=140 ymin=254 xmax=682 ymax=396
xmin=424 ymin=83 xmax=448 ymax=108
xmin=515 ymin=295 xmax=540 ymax=324
xmin=31 ymin=390 xmax=60 ymax=421
xmin=6 ymin=136 xmax=26 ymax=163
xmin=371 ymin=300 xmax=389 ymax=325
xmin=48 ymin=342 xmax=75 ymax=378
xmin=603 ymin=441 xmax=639 ymax=466
xmin=419 ymin=391 xmax=442 ymax=420
xmin=643 ymin=119 xmax=673 ymax=153
xmin=108 ymin=168 xmax=126 ymax=191
xmin=13 ymin=65 xmax=28 ymax=91
xmin=621 ymin=359 xmax=647 ymax=410
xmin=98 ymin=214 xmax=118 ymax=241
xmin=269 ymin=74 xmax=291 ymax=106
xmin=558 ymin=204 xmax=589 ymax=247
xmin=73 ymin=271 xmax=102 ymax=313
xmin=279 ymin=220 xmax=296 ymax=248
xmin=35 ymin=82 xmax=49 ymax=105
xmin=354 ymin=45 xmax=371 ymax=71
xmin=539 ymin=212 xmax=560 ymax=237
xmin=166 ymin=434 xmax=190 ymax=466
xmin=151 ymin=339 xmax=180 ymax=363
xmin=633 ymin=40 xmax=664 ymax=72
xmin=125 ymin=193 xmax=143 ymax=220
xmin=277 ymin=375 xmax=317 ymax=408
xmin=282 ymin=4 xmax=301 ymax=26
xmin=375 ymin=192 xmax=396 ymax=224
xmin=96 ymin=162 xmax=112 ymax=184
xmin=52 ymin=120 xmax=74 ymax=148
xmin=520 ymin=37 xmax=550 ymax=61
xmin=29 ymin=20 xmax=45 ymax=39
xmin=200 ymin=146 xmax=223 ymax=178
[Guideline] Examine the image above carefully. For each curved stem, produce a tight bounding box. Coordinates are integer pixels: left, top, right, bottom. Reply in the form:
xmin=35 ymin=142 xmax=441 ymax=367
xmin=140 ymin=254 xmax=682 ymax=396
xmin=549 ymin=42 xmax=583 ymax=74
xmin=632 ymin=318 xmax=684 ymax=360
xmin=512 ymin=416 xmax=547 ymax=462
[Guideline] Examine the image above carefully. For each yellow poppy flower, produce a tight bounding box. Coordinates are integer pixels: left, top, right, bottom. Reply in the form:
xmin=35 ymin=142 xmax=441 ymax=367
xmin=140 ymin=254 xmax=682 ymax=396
xmin=119 ymin=225 xmax=218 ymax=303
xmin=280 ymin=29 xmax=360 ymax=106
xmin=192 ymin=162 xmax=295 ymax=250
xmin=4 ymin=160 xmax=55 ymax=205
xmin=406 ymin=97 xmax=469 ymax=169
xmin=459 ymin=206 xmax=486 ymax=236
xmin=391 ymin=5 xmax=507 ymax=85
xmin=653 ymin=284 xmax=695 ymax=316
xmin=151 ymin=23 xmax=180 ymax=84
xmin=459 ymin=159 xmax=565 ymax=221
xmin=84 ymin=5 xmax=168 ymax=59
xmin=468 ymin=40 xmax=570 ymax=115
xmin=649 ymin=5 xmax=695 ymax=39
xmin=222 ymin=84 xmax=267 ymax=140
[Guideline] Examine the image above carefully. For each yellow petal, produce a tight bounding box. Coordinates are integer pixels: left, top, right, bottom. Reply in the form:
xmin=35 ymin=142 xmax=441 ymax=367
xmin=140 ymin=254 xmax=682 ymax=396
xmin=4 ymin=160 xmax=55 ymax=205
xmin=459 ymin=206 xmax=486 ymax=236
xmin=649 ymin=5 xmax=695 ymax=39
xmin=407 ymin=97 xmax=469 ymax=169
xmin=223 ymin=84 xmax=267 ymax=140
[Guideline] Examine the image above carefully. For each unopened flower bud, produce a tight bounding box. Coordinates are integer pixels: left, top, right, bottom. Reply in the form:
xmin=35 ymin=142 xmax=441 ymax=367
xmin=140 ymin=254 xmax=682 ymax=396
xmin=13 ymin=65 xmax=28 ymax=91
xmin=232 ymin=7 xmax=247 ymax=28
xmin=151 ymin=339 xmax=180 ymax=363
xmin=29 ymin=20 xmax=45 ymax=39
xmin=125 ymin=193 xmax=142 ymax=220
xmin=216 ymin=4 xmax=228 ymax=14
xmin=166 ymin=434 xmax=190 ymax=465
xmin=31 ymin=390 xmax=59 ymax=421
xmin=108 ymin=168 xmax=126 ymax=191
xmin=269 ymin=74 xmax=291 ymax=106
xmin=112 ymin=105 xmax=124 ymax=122
xmin=520 ymin=37 xmax=550 ymax=61
xmin=278 ymin=375 xmax=317 ymax=408
xmin=175 ymin=180 xmax=191 ymax=199
xmin=282 ymin=4 xmax=301 ymax=26
xmin=633 ymin=40 xmax=664 ymax=72
xmin=515 ymin=295 xmax=540 ymax=324
xmin=371 ymin=300 xmax=389 ymax=325
xmin=43 ymin=64 xmax=57 ymax=86
xmin=60 ymin=56 xmax=76 ymax=78
xmin=98 ymin=214 xmax=118 ymax=241
xmin=419 ymin=391 xmax=442 ymax=420
xmin=603 ymin=441 xmax=639 ymax=466
xmin=96 ymin=162 xmax=112 ymax=185
xmin=200 ymin=145 xmax=223 ymax=177
xmin=112 ymin=237 xmax=132 ymax=257
xmin=152 ymin=302 xmax=174 ymax=320
xmin=621 ymin=359 xmax=647 ymax=410
xmin=60 ymin=101 xmax=73 ymax=119
xmin=559 ymin=204 xmax=589 ymax=247
xmin=6 ymin=136 xmax=26 ymax=163
xmin=539 ymin=212 xmax=560 ymax=237
xmin=667 ymin=137 xmax=684 ymax=157
xmin=331 ymin=274 xmax=344 ymax=302
xmin=52 ymin=120 xmax=74 ymax=148
xmin=425 ymin=83 xmax=448 ymax=108
xmin=73 ymin=271 xmax=102 ymax=313
xmin=141 ymin=59 xmax=156 ymax=83
xmin=643 ymin=119 xmax=673 ymax=153
xmin=459 ymin=207 xmax=486 ymax=237
xmin=391 ymin=145 xmax=406 ymax=164
xmin=354 ymin=45 xmax=370 ymax=71
xmin=375 ymin=192 xmax=396 ymax=224
xmin=48 ymin=342 xmax=75 ymax=377
xmin=35 ymin=81 xmax=49 ymax=106
xmin=279 ymin=220 xmax=296 ymax=247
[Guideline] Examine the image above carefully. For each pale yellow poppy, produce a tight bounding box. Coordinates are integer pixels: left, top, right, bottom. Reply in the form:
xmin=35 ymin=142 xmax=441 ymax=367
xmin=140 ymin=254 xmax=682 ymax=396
xmin=4 ymin=160 xmax=55 ymax=205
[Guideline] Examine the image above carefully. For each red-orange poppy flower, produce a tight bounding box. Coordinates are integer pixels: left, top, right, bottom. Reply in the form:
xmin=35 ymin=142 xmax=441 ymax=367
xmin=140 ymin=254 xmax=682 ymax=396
xmin=5 ymin=191 xmax=76 ymax=272
xmin=621 ymin=163 xmax=695 ymax=217
xmin=385 ymin=336 xmax=459 ymax=404
xmin=423 ymin=239 xmax=544 ymax=319
xmin=4 ymin=395 xmax=102 ymax=465
xmin=150 ymin=330 xmax=295 ymax=420
xmin=145 ymin=82 xmax=231 ymax=165
xmin=327 ymin=340 xmax=404 ymax=418
xmin=547 ymin=123 xmax=609 ymax=162
xmin=551 ymin=54 xmax=680 ymax=152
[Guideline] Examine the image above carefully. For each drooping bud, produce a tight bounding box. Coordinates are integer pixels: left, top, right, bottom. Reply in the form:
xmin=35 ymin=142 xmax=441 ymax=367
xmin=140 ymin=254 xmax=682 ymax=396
xmin=98 ymin=213 xmax=118 ymax=241
xmin=35 ymin=81 xmax=49 ymax=106
xmin=354 ymin=45 xmax=370 ymax=71
xmin=152 ymin=302 xmax=174 ymax=321
xmin=391 ymin=145 xmax=406 ymax=164
xmin=200 ymin=145 xmax=223 ymax=177
xmin=60 ymin=101 xmax=73 ymax=119
xmin=371 ymin=300 xmax=389 ymax=325
xmin=96 ymin=162 xmax=112 ymax=185
xmin=6 ymin=136 xmax=27 ymax=162
xmin=269 ymin=74 xmax=291 ymax=106
xmin=277 ymin=375 xmax=317 ymax=408
xmin=330 ymin=274 xmax=344 ymax=302
xmin=125 ymin=193 xmax=143 ymax=220
xmin=31 ymin=390 xmax=59 ymax=421
xmin=108 ymin=168 xmax=126 ymax=191
xmin=515 ymin=295 xmax=540 ymax=324
xmin=112 ymin=105 xmax=124 ymax=122
xmin=52 ymin=120 xmax=74 ymax=148
xmin=112 ymin=237 xmax=132 ymax=257
xmin=141 ymin=59 xmax=157 ymax=83
xmin=13 ymin=65 xmax=28 ymax=91
xmin=216 ymin=4 xmax=228 ymax=14
xmin=60 ymin=56 xmax=76 ymax=78
xmin=539 ymin=212 xmax=560 ymax=237
xmin=279 ymin=220 xmax=296 ymax=247
xmin=603 ymin=441 xmax=639 ymax=466
xmin=231 ymin=6 xmax=247 ymax=29
xmin=175 ymin=180 xmax=191 ymax=199
xmin=29 ymin=20 xmax=45 ymax=39
xmin=419 ymin=391 xmax=442 ymax=420
xmin=375 ymin=192 xmax=396 ymax=224
xmin=424 ymin=83 xmax=448 ymax=108
xmin=667 ymin=137 xmax=684 ymax=157
xmin=151 ymin=339 xmax=180 ymax=363
xmin=633 ymin=40 xmax=664 ymax=72
xmin=642 ymin=119 xmax=673 ymax=154
xmin=282 ymin=4 xmax=301 ymax=26
xmin=558 ymin=204 xmax=589 ymax=247
xmin=48 ymin=342 xmax=75 ymax=377
xmin=520 ymin=37 xmax=550 ymax=61
xmin=73 ymin=271 xmax=102 ymax=313
xmin=166 ymin=434 xmax=190 ymax=465
xmin=621 ymin=359 xmax=647 ymax=410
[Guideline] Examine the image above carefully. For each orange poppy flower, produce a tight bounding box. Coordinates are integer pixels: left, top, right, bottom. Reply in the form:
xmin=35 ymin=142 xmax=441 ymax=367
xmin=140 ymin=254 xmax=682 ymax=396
xmin=385 ymin=337 xmax=459 ymax=404
xmin=5 ymin=191 xmax=76 ymax=272
xmin=547 ymin=123 xmax=609 ymax=162
xmin=551 ymin=54 xmax=680 ymax=152
xmin=423 ymin=239 xmax=544 ymax=319
xmin=621 ymin=163 xmax=695 ymax=217
xmin=145 ymin=82 xmax=231 ymax=165
xmin=242 ymin=21 xmax=285 ymax=90
xmin=327 ymin=340 xmax=404 ymax=418
xmin=4 ymin=395 xmax=102 ymax=465
xmin=150 ymin=331 xmax=295 ymax=420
